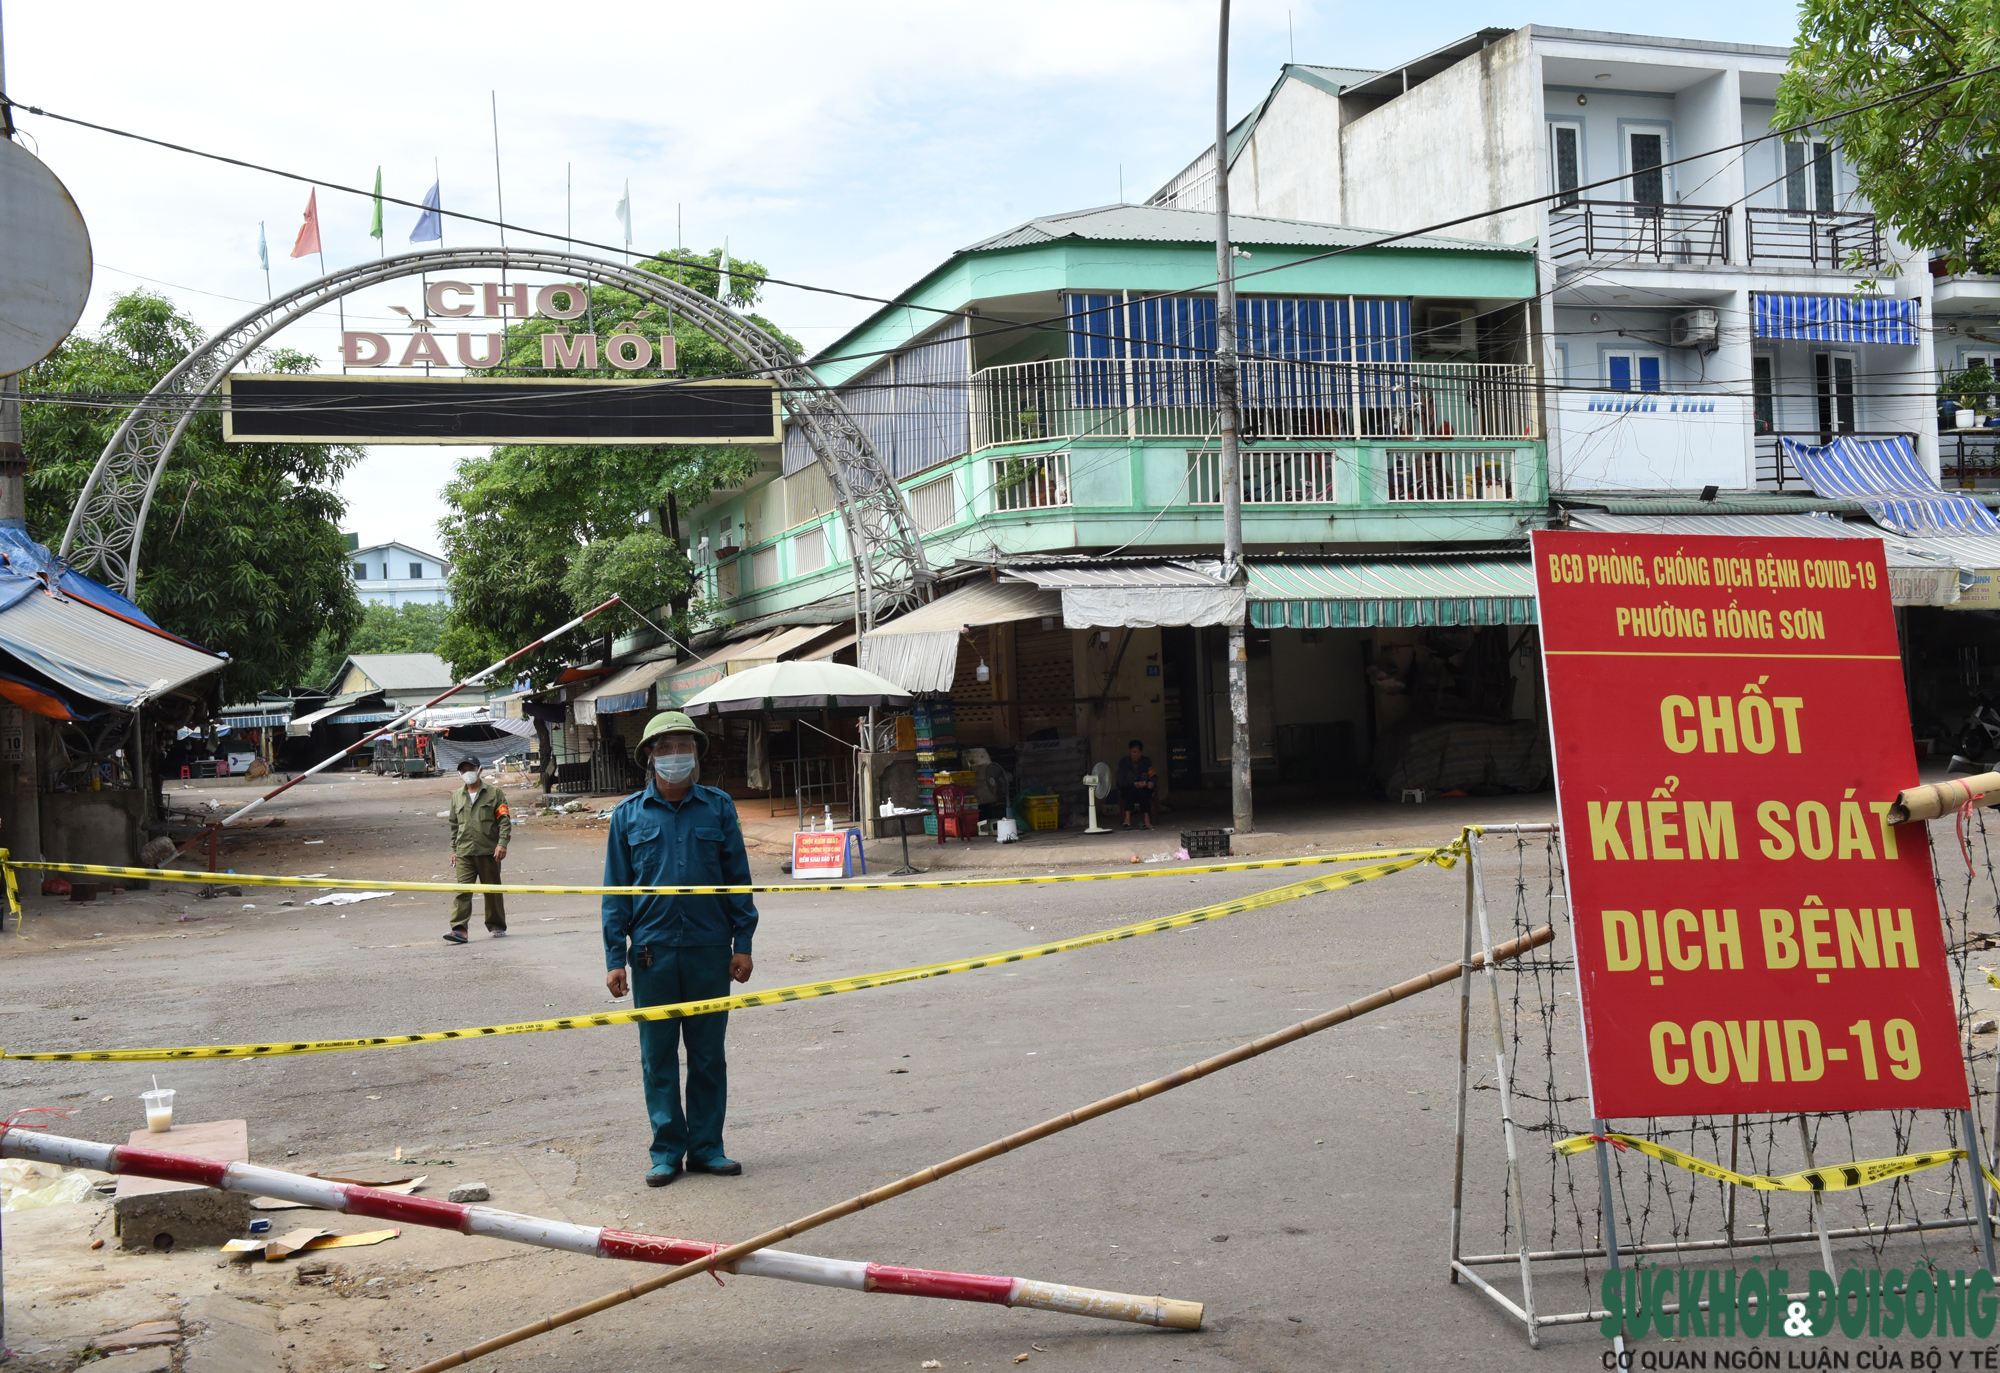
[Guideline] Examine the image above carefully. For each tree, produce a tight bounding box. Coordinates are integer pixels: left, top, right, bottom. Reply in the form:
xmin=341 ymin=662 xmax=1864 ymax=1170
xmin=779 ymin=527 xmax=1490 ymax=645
xmin=23 ymin=292 xmax=364 ymax=700
xmin=1777 ymin=1 xmax=2000 ymax=270
xmin=302 ymin=601 xmax=451 ymax=690
xmin=437 ymin=247 xmax=794 ymax=682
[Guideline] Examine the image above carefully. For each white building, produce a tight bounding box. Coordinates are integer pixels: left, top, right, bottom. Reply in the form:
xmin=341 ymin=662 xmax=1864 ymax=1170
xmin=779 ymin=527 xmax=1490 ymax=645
xmin=1151 ymin=26 xmax=1941 ymax=497
xmin=350 ymin=541 xmax=451 ymax=607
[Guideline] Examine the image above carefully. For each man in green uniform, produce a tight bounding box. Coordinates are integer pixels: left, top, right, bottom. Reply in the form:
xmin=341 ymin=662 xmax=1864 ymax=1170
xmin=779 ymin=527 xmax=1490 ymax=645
xmin=602 ymin=711 xmax=756 ymax=1186
xmin=444 ymin=758 xmax=510 ymax=944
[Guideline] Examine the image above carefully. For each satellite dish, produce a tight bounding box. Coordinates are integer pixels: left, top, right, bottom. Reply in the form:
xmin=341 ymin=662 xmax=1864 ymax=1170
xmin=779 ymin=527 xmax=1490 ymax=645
xmin=0 ymin=139 xmax=93 ymax=377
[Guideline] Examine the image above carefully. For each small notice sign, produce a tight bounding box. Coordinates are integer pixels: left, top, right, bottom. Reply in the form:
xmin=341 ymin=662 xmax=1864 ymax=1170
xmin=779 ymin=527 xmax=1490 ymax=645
xmin=1533 ymin=530 xmax=1966 ymax=1119
xmin=791 ymin=829 xmax=858 ymax=880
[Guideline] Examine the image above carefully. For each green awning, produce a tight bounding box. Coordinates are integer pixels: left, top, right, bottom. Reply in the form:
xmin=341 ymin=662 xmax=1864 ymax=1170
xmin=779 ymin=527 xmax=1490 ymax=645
xmin=1247 ymin=556 xmax=1536 ymax=629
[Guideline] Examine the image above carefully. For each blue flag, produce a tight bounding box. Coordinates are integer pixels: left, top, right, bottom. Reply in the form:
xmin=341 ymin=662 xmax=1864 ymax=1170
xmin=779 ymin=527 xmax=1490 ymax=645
xmin=410 ymin=181 xmax=442 ymax=243
xmin=257 ymin=223 xmax=269 ymax=271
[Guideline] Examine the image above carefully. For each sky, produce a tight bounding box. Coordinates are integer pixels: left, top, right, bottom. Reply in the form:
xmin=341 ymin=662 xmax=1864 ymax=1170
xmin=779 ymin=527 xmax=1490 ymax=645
xmin=7 ymin=0 xmax=1799 ymax=556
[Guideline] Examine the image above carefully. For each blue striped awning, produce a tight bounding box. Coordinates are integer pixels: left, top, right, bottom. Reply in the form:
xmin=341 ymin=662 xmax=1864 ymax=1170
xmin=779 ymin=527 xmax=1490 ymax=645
xmin=1752 ymin=293 xmax=1917 ymax=344
xmin=218 ymin=714 xmax=289 ymax=729
xmin=1247 ymin=557 xmax=1536 ymax=629
xmin=1778 ymin=435 xmax=2000 ymax=536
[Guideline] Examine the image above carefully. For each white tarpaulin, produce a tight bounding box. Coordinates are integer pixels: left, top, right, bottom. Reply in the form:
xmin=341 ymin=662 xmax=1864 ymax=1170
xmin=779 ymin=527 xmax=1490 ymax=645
xmin=859 ymin=582 xmax=1062 ymax=693
xmin=1000 ymin=559 xmax=1244 ymax=628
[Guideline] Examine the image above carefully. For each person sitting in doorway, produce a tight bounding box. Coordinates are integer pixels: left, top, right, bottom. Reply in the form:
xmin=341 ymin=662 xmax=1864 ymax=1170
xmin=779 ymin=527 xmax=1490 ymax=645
xmin=1115 ymin=739 xmax=1157 ymax=831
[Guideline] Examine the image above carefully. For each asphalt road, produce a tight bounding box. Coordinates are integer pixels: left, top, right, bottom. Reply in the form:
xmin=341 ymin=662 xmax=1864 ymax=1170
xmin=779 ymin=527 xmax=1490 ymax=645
xmin=3 ymin=771 xmax=1992 ymax=1372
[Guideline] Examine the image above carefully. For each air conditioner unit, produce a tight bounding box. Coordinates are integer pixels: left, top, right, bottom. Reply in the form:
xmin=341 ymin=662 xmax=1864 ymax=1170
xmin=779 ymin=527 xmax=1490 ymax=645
xmin=1669 ymin=308 xmax=1720 ymax=349
xmin=1419 ymin=306 xmax=1478 ymax=356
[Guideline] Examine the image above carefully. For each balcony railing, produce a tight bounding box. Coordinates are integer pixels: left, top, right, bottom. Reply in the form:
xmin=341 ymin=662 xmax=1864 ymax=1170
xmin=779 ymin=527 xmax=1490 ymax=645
xmin=1548 ymin=201 xmax=1730 ymax=265
xmin=971 ymin=357 xmax=1538 ymax=449
xmin=1746 ymin=208 xmax=1884 ymax=271
xmin=1942 ymin=432 xmax=2000 ymax=488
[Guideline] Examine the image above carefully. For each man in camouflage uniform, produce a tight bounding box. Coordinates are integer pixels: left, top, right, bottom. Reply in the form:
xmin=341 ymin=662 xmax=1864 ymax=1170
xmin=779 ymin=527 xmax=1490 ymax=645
xmin=444 ymin=759 xmax=510 ymax=943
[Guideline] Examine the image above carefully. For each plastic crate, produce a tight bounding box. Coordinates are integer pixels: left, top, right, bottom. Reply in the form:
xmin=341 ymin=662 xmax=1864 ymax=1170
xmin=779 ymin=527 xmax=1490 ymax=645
xmin=1024 ymin=795 xmax=1059 ymax=831
xmin=923 ymin=812 xmax=940 ymax=836
xmin=1181 ymin=828 xmax=1231 ymax=858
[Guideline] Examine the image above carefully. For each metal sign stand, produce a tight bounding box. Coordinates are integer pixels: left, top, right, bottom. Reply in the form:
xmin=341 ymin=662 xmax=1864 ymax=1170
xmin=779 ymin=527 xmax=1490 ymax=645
xmin=1447 ymin=823 xmax=1997 ymax=1343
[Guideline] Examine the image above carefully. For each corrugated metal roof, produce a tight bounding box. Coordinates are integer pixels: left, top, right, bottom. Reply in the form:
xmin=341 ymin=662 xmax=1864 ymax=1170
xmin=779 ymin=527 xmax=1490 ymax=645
xmin=1884 ymin=534 xmax=2000 ymax=567
xmin=287 ymin=690 xmax=384 ymax=737
xmin=576 ymin=657 xmax=677 ymax=706
xmin=1563 ymin=511 xmax=1939 ymax=561
xmin=1560 ymin=494 xmax=1868 ymax=516
xmin=1248 ymin=556 xmax=1536 ymax=628
xmin=703 ymin=597 xmax=854 ymax=645
xmin=962 ymin=205 xmax=1527 ymax=256
xmin=1563 ymin=511 xmax=1968 ymax=606
xmin=0 ymin=589 xmax=225 ymax=709
xmin=342 ymin=653 xmax=454 ymax=693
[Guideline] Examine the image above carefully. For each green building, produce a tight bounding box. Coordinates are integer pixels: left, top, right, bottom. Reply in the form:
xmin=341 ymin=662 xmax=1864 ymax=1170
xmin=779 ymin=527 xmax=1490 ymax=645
xmin=665 ymin=205 xmax=1550 ymax=807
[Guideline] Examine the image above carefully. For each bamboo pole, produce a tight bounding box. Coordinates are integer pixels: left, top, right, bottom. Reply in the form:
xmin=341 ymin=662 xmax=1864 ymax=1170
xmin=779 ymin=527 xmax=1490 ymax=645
xmin=1887 ymin=772 xmax=2000 ymax=824
xmin=410 ymin=925 xmax=1556 ymax=1373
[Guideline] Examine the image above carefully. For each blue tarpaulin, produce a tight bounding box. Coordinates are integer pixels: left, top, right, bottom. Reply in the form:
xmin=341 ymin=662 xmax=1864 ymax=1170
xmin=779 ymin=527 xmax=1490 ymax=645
xmin=1752 ymin=293 xmax=1918 ymax=345
xmin=1777 ymin=435 xmax=2000 ymax=536
xmin=0 ymin=526 xmax=163 ymax=630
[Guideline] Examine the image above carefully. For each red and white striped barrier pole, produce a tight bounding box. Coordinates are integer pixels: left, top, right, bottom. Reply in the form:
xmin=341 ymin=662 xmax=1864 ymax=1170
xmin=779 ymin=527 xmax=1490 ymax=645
xmin=2 ymin=1128 xmax=1200 ymax=1329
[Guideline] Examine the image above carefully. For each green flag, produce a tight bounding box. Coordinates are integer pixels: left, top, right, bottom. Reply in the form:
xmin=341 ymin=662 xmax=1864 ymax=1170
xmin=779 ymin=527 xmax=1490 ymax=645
xmin=369 ymin=167 xmax=383 ymax=243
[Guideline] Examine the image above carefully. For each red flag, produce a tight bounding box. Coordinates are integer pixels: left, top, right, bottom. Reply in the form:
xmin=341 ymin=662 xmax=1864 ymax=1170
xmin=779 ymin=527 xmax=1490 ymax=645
xmin=290 ymin=189 xmax=322 ymax=259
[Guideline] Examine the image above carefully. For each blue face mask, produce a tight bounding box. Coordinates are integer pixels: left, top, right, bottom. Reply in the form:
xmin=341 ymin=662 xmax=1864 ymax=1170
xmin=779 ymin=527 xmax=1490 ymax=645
xmin=653 ymin=751 xmax=697 ymax=784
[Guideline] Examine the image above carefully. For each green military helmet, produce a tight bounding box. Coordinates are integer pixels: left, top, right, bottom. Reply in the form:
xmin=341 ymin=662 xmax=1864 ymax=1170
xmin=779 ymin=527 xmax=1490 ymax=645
xmin=635 ymin=709 xmax=708 ymax=764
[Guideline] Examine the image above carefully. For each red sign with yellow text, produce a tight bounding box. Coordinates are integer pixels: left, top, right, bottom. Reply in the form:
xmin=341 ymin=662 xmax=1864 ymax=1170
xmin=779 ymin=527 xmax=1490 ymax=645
xmin=1532 ymin=530 xmax=1965 ymax=1119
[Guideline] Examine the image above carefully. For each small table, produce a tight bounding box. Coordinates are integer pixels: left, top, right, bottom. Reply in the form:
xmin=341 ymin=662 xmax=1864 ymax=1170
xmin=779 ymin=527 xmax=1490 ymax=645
xmin=879 ymin=807 xmax=928 ymax=876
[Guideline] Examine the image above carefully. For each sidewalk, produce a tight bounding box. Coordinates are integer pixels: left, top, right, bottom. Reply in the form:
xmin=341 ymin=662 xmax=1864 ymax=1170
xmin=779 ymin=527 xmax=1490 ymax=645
xmin=731 ymin=789 xmax=1559 ymax=879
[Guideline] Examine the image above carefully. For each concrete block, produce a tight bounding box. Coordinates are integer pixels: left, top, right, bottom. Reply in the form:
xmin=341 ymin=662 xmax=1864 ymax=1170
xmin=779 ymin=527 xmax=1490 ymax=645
xmin=113 ymin=1186 xmax=252 ymax=1252
xmin=446 ymin=1181 xmax=490 ymax=1203
xmin=113 ymin=1120 xmax=250 ymax=1251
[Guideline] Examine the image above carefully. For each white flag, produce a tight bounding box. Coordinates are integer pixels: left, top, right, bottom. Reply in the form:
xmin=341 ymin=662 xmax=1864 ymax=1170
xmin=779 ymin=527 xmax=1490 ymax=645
xmin=614 ymin=181 xmax=632 ymax=250
xmin=716 ymin=237 xmax=729 ymax=302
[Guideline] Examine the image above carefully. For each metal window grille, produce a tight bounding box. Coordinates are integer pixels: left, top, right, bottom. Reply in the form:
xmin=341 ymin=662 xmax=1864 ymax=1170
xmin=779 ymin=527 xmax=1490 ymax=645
xmin=791 ymin=525 xmax=828 ymax=575
xmin=908 ymin=474 xmax=958 ymax=534
xmin=1385 ymin=449 xmax=1518 ymax=502
xmin=1185 ymin=449 xmax=1338 ymax=504
xmin=991 ymin=452 xmax=1071 ymax=512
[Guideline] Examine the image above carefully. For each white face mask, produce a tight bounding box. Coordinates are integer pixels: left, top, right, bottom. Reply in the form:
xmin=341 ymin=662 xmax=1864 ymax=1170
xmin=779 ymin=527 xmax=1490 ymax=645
xmin=460 ymin=769 xmax=482 ymax=786
xmin=653 ymin=752 xmax=697 ymax=784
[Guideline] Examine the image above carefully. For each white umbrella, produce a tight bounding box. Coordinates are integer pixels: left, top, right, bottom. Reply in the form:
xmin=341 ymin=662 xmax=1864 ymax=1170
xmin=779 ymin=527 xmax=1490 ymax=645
xmin=677 ymin=659 xmax=913 ymax=716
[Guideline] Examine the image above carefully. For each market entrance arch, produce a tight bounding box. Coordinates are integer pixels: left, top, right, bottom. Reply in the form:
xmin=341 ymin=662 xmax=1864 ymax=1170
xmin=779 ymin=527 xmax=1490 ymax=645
xmin=60 ymin=247 xmax=929 ymax=629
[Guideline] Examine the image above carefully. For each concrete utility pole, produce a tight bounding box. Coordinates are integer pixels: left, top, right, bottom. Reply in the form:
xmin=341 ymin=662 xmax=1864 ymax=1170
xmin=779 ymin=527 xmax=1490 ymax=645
xmin=0 ymin=1 xmax=37 ymax=882
xmin=1214 ymin=0 xmax=1253 ymax=835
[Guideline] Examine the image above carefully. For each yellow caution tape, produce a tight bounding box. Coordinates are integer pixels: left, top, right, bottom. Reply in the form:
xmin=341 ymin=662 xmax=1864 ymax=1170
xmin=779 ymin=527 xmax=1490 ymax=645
xmin=0 ymin=843 xmax=1448 ymax=918
xmin=5 ymin=850 xmax=1440 ymax=1062
xmin=1555 ymin=1132 xmax=1968 ymax=1193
